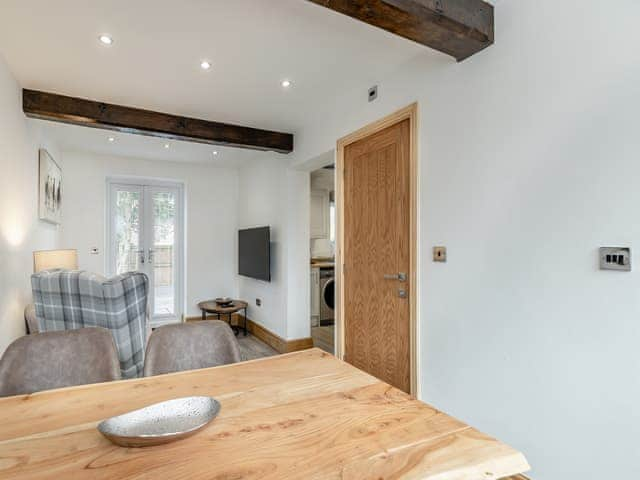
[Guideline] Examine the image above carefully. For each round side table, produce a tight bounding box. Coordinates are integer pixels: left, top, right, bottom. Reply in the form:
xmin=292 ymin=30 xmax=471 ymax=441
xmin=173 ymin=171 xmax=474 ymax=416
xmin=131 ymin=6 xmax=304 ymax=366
xmin=197 ymin=300 xmax=248 ymax=336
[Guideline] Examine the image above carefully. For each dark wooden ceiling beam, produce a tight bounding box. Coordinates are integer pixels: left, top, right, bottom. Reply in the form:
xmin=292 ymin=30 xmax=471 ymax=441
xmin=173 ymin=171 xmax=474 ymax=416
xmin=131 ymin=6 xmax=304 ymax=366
xmin=23 ymin=89 xmax=294 ymax=154
xmin=307 ymin=0 xmax=494 ymax=61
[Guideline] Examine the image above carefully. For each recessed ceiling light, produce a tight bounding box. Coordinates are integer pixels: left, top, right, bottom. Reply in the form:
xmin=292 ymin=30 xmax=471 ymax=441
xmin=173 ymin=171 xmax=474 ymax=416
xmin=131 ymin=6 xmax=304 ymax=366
xmin=164 ymin=143 xmax=170 ymax=149
xmin=108 ymin=136 xmax=115 ymax=142
xmin=213 ymin=150 xmax=218 ymax=156
xmin=99 ymin=34 xmax=113 ymax=45
xmin=281 ymin=79 xmax=292 ymax=88
xmin=200 ymin=60 xmax=212 ymax=70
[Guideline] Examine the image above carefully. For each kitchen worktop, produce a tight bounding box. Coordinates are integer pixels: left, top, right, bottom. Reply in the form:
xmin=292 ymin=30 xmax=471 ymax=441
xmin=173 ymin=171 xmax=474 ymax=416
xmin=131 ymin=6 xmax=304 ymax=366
xmin=311 ymin=260 xmax=334 ymax=269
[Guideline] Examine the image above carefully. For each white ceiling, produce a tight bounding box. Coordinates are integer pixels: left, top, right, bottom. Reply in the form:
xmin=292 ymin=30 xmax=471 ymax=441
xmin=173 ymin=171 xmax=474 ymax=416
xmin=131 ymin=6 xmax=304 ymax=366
xmin=0 ymin=0 xmax=444 ymax=164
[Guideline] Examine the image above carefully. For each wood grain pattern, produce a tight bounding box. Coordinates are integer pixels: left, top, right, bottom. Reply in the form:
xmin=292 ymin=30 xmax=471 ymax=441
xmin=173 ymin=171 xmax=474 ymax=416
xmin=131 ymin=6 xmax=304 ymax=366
xmin=336 ymin=104 xmax=418 ymax=395
xmin=0 ymin=349 xmax=529 ymax=479
xmin=23 ymin=89 xmax=294 ymax=153
xmin=343 ymin=118 xmax=411 ymax=393
xmin=306 ymin=0 xmax=494 ymax=61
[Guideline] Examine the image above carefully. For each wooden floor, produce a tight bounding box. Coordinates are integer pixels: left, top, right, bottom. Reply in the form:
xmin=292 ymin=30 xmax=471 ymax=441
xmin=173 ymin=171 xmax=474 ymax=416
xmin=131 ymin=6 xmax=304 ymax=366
xmin=239 ymin=328 xmax=332 ymax=359
xmin=193 ymin=318 xmax=328 ymax=360
xmin=311 ymin=325 xmax=334 ymax=354
xmin=237 ymin=333 xmax=279 ymax=360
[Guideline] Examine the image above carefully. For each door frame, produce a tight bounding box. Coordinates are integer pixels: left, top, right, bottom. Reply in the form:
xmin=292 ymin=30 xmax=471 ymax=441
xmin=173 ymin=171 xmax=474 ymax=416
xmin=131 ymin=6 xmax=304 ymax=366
xmin=105 ymin=176 xmax=186 ymax=327
xmin=335 ymin=103 xmax=419 ymax=395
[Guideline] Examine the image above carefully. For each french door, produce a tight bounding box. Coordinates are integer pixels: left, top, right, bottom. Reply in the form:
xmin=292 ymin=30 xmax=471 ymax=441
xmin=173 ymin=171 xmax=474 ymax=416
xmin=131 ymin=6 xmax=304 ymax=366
xmin=107 ymin=180 xmax=184 ymax=327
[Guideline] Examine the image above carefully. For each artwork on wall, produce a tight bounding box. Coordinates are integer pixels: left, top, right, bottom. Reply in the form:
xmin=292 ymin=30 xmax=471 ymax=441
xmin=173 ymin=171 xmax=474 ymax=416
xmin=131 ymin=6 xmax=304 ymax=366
xmin=38 ymin=149 xmax=62 ymax=224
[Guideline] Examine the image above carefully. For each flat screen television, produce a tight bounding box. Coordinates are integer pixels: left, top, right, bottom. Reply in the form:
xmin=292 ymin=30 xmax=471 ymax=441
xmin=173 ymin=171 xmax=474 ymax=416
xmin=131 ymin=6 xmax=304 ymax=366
xmin=238 ymin=226 xmax=271 ymax=281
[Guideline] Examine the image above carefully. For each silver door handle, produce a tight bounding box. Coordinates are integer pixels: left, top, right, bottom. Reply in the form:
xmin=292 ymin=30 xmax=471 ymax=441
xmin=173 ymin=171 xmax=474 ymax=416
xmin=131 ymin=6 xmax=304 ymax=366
xmin=148 ymin=249 xmax=154 ymax=264
xmin=383 ymin=272 xmax=406 ymax=282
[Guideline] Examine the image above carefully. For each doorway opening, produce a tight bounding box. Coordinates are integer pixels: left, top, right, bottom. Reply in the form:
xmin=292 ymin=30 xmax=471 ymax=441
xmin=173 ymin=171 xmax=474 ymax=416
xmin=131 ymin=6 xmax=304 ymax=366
xmin=310 ymin=164 xmax=336 ymax=354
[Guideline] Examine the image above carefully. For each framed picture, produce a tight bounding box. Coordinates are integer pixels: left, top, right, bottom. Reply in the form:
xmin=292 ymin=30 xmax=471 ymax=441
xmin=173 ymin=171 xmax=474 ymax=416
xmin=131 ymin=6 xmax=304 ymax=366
xmin=38 ymin=149 xmax=62 ymax=224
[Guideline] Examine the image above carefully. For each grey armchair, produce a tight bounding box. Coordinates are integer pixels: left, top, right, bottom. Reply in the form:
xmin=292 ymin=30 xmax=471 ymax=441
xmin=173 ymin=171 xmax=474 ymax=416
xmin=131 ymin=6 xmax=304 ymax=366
xmin=24 ymin=304 xmax=38 ymax=334
xmin=0 ymin=328 xmax=121 ymax=397
xmin=144 ymin=321 xmax=241 ymax=376
xmin=30 ymin=270 xmax=149 ymax=378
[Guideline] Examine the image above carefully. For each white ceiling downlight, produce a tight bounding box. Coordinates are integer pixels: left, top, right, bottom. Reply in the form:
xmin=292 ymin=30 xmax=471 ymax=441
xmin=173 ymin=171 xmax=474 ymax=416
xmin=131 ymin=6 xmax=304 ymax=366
xmin=99 ymin=34 xmax=113 ymax=45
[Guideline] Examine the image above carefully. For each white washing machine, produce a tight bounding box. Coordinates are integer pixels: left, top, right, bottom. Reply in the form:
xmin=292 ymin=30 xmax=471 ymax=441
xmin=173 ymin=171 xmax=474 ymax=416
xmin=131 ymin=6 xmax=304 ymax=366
xmin=319 ymin=268 xmax=334 ymax=325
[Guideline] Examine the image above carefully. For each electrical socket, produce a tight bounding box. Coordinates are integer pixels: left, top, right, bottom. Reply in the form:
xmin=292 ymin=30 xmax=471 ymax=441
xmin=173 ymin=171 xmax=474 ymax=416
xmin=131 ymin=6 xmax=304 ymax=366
xmin=368 ymin=85 xmax=378 ymax=102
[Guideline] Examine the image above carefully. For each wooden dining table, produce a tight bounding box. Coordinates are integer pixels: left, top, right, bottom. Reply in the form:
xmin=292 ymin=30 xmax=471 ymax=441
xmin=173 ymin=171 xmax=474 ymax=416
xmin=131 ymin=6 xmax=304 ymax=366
xmin=0 ymin=348 xmax=529 ymax=479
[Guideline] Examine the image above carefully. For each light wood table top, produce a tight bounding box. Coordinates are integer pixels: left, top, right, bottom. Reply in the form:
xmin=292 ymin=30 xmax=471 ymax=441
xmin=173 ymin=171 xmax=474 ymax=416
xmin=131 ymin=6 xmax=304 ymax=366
xmin=0 ymin=349 xmax=529 ymax=479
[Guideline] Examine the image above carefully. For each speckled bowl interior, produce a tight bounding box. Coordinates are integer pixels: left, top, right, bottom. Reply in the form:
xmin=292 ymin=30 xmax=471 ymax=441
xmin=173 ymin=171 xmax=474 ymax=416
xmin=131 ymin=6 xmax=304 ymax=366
xmin=98 ymin=396 xmax=220 ymax=445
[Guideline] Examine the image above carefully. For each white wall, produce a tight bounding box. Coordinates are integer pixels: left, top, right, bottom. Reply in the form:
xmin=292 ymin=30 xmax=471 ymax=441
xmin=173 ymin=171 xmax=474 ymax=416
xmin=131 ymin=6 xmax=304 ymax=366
xmin=237 ymin=157 xmax=310 ymax=340
xmin=286 ymin=1 xmax=640 ymax=478
xmin=60 ymin=151 xmax=239 ymax=317
xmin=285 ymin=168 xmax=311 ymax=340
xmin=237 ymin=158 xmax=287 ymax=337
xmin=0 ymin=55 xmax=61 ymax=353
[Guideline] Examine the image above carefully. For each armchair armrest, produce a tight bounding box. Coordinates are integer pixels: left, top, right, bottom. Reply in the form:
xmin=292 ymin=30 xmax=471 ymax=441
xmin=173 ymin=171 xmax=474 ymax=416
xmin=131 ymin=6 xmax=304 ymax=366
xmin=24 ymin=304 xmax=39 ymax=334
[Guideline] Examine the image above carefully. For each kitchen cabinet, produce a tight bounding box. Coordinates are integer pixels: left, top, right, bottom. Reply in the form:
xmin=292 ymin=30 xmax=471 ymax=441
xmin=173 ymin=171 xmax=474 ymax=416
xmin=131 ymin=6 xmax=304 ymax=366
xmin=310 ymin=190 xmax=329 ymax=239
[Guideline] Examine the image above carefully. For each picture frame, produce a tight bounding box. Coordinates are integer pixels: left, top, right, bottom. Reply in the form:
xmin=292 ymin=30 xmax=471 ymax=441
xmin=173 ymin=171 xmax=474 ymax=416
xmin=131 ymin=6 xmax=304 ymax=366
xmin=38 ymin=148 xmax=62 ymax=225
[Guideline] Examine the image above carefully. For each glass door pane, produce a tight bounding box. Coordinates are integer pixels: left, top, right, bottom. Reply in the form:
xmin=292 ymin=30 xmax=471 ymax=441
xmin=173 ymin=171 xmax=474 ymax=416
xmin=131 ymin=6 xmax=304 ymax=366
xmin=112 ymin=185 xmax=144 ymax=275
xmin=150 ymin=188 xmax=177 ymax=317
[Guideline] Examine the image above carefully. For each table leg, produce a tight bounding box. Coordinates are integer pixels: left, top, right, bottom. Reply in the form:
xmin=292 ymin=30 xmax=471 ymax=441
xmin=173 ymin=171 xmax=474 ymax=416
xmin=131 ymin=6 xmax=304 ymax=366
xmin=230 ymin=312 xmax=239 ymax=336
xmin=244 ymin=307 xmax=248 ymax=336
xmin=202 ymin=310 xmax=206 ymax=320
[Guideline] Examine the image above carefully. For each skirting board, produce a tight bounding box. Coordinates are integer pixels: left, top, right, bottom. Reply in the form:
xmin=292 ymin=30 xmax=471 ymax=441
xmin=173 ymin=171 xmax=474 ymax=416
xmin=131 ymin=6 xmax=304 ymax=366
xmin=185 ymin=313 xmax=313 ymax=354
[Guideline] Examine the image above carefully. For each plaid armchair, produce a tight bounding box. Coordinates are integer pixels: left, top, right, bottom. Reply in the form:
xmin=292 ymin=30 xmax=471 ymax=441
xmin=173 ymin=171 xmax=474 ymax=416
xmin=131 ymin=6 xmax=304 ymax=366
xmin=30 ymin=270 xmax=149 ymax=379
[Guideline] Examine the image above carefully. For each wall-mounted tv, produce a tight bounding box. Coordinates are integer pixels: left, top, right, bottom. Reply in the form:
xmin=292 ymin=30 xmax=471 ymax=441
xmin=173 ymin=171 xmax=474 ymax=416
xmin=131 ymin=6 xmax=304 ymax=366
xmin=238 ymin=226 xmax=271 ymax=282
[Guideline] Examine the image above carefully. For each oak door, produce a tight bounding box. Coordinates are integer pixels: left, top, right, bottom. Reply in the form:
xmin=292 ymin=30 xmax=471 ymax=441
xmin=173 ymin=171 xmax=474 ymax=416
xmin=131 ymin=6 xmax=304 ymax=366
xmin=343 ymin=118 xmax=411 ymax=393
